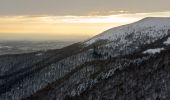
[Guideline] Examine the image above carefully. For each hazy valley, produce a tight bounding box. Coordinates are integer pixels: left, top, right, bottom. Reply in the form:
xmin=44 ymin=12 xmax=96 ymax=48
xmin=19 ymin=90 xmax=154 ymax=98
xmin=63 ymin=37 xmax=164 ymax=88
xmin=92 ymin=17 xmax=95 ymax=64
xmin=0 ymin=41 xmax=76 ymax=55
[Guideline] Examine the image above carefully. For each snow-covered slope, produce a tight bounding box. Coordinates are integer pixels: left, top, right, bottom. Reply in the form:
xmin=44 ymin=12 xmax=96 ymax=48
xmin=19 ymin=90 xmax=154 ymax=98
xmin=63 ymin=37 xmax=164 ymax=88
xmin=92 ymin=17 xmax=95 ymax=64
xmin=85 ymin=17 xmax=170 ymax=45
xmin=84 ymin=17 xmax=170 ymax=57
xmin=1 ymin=17 xmax=170 ymax=100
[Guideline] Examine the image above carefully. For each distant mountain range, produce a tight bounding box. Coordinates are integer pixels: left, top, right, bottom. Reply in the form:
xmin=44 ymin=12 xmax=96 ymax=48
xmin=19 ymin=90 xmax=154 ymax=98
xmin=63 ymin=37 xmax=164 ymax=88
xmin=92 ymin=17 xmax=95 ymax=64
xmin=0 ymin=17 xmax=170 ymax=100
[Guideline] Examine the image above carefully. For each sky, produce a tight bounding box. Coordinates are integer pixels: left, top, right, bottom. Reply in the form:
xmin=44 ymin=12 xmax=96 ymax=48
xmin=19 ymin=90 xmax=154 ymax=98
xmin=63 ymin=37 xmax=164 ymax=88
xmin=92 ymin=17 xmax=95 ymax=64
xmin=1 ymin=0 xmax=170 ymax=41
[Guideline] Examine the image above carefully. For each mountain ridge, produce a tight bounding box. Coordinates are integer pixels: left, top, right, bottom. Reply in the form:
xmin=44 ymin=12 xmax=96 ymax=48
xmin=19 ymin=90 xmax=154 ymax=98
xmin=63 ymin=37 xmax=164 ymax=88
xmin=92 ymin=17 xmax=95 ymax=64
xmin=0 ymin=17 xmax=170 ymax=100
xmin=85 ymin=17 xmax=170 ymax=45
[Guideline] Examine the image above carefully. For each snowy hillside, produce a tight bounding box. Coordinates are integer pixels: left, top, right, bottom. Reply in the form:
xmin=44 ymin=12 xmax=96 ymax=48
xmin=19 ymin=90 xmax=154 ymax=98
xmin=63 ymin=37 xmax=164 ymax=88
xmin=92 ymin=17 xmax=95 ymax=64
xmin=85 ymin=17 xmax=170 ymax=45
xmin=0 ymin=17 xmax=170 ymax=100
xmin=84 ymin=17 xmax=170 ymax=57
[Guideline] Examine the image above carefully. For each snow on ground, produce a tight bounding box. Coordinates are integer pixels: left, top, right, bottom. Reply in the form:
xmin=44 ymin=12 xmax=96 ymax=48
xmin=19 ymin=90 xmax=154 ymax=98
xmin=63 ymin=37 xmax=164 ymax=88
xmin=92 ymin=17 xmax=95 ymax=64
xmin=143 ymin=48 xmax=164 ymax=54
xmin=164 ymin=37 xmax=170 ymax=45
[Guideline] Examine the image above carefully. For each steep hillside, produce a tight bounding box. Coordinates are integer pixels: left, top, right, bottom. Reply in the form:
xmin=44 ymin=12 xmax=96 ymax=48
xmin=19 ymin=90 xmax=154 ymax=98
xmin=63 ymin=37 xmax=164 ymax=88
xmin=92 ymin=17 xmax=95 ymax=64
xmin=0 ymin=17 xmax=170 ymax=100
xmin=25 ymin=50 xmax=170 ymax=100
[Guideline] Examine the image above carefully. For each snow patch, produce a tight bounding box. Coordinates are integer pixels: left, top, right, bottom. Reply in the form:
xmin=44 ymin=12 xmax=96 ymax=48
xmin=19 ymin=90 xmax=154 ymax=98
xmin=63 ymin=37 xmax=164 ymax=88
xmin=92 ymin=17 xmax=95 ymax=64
xmin=36 ymin=53 xmax=43 ymax=56
xmin=164 ymin=37 xmax=170 ymax=45
xmin=143 ymin=48 xmax=164 ymax=54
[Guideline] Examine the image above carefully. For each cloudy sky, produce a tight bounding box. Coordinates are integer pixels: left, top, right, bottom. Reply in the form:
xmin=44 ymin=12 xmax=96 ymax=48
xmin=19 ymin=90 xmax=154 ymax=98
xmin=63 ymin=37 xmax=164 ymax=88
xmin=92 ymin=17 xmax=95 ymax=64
xmin=0 ymin=0 xmax=170 ymax=41
xmin=1 ymin=0 xmax=170 ymax=15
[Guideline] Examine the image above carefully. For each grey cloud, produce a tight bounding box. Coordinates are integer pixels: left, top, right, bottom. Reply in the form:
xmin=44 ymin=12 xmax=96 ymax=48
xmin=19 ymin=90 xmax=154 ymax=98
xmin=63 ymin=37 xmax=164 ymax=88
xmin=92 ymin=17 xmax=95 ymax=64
xmin=0 ymin=0 xmax=170 ymax=15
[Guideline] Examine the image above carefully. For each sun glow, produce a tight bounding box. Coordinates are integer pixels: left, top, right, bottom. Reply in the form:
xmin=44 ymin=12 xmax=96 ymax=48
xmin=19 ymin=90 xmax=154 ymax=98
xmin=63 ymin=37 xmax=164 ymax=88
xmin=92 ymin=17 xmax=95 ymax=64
xmin=1 ymin=11 xmax=170 ymax=41
xmin=0 ymin=15 xmax=138 ymax=34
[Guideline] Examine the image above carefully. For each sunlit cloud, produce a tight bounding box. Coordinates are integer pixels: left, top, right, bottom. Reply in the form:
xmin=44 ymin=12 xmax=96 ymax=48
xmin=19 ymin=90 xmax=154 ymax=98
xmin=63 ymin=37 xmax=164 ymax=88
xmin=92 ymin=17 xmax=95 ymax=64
xmin=88 ymin=10 xmax=129 ymax=16
xmin=1 ymin=11 xmax=170 ymax=24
